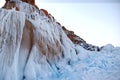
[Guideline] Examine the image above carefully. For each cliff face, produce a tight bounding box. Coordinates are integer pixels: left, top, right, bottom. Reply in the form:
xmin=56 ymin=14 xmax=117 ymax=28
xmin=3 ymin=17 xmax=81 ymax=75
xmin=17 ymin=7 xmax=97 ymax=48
xmin=0 ymin=0 xmax=120 ymax=80
xmin=6 ymin=0 xmax=35 ymax=5
xmin=0 ymin=1 xmax=74 ymax=79
xmin=3 ymin=0 xmax=99 ymax=51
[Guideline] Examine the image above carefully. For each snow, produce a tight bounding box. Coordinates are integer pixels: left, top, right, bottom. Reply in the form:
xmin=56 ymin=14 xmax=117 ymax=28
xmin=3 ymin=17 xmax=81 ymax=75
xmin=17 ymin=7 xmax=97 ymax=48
xmin=0 ymin=2 xmax=120 ymax=80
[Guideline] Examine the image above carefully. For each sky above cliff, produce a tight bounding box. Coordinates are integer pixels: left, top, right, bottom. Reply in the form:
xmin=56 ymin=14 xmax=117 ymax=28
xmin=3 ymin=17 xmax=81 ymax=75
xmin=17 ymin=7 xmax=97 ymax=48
xmin=0 ymin=0 xmax=120 ymax=47
xmin=37 ymin=0 xmax=120 ymax=3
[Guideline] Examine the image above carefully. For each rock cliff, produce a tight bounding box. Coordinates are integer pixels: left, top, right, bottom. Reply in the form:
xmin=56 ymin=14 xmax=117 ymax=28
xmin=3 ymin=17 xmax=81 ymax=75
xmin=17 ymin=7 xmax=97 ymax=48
xmin=0 ymin=0 xmax=119 ymax=80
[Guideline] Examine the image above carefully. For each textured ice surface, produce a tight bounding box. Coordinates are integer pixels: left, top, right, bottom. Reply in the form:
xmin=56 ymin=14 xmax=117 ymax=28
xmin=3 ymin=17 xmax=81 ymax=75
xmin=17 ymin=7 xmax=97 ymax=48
xmin=0 ymin=9 xmax=25 ymax=80
xmin=0 ymin=1 xmax=120 ymax=80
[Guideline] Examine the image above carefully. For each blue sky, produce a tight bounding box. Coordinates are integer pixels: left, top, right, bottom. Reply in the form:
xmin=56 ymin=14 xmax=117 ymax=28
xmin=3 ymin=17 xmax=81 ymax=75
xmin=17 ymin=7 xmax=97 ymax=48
xmin=0 ymin=0 xmax=120 ymax=46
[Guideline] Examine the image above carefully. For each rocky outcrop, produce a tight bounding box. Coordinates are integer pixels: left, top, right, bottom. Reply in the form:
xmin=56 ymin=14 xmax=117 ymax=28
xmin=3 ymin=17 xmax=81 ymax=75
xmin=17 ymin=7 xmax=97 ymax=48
xmin=3 ymin=0 xmax=19 ymax=11
xmin=62 ymin=26 xmax=100 ymax=51
xmin=40 ymin=9 xmax=49 ymax=16
xmin=4 ymin=0 xmax=100 ymax=52
xmin=38 ymin=8 xmax=100 ymax=51
xmin=22 ymin=0 xmax=35 ymax=5
xmin=36 ymin=8 xmax=100 ymax=51
xmin=5 ymin=0 xmax=35 ymax=5
xmin=3 ymin=0 xmax=39 ymax=11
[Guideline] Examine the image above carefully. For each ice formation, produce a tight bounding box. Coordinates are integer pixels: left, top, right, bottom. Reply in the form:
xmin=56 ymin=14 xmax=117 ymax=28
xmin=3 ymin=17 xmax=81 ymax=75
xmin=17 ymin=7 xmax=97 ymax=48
xmin=0 ymin=0 xmax=120 ymax=80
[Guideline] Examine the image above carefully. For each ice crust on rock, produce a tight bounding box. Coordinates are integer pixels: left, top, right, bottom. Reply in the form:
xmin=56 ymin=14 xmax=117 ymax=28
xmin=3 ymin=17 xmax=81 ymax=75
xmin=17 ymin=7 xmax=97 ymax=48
xmin=0 ymin=1 xmax=120 ymax=80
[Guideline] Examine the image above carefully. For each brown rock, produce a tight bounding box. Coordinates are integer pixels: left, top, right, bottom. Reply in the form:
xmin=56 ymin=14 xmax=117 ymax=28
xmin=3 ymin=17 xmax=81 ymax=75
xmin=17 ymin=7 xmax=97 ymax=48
xmin=40 ymin=9 xmax=49 ymax=16
xmin=3 ymin=0 xmax=39 ymax=11
xmin=56 ymin=22 xmax=61 ymax=26
xmin=15 ymin=6 xmax=19 ymax=11
xmin=20 ymin=20 xmax=34 ymax=55
xmin=3 ymin=1 xmax=16 ymax=9
xmin=22 ymin=0 xmax=35 ymax=5
xmin=5 ymin=0 xmax=36 ymax=6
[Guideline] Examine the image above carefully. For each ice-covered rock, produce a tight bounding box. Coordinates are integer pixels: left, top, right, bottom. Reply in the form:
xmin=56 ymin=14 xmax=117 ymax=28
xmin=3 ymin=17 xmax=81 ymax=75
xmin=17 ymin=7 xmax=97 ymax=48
xmin=0 ymin=0 xmax=120 ymax=80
